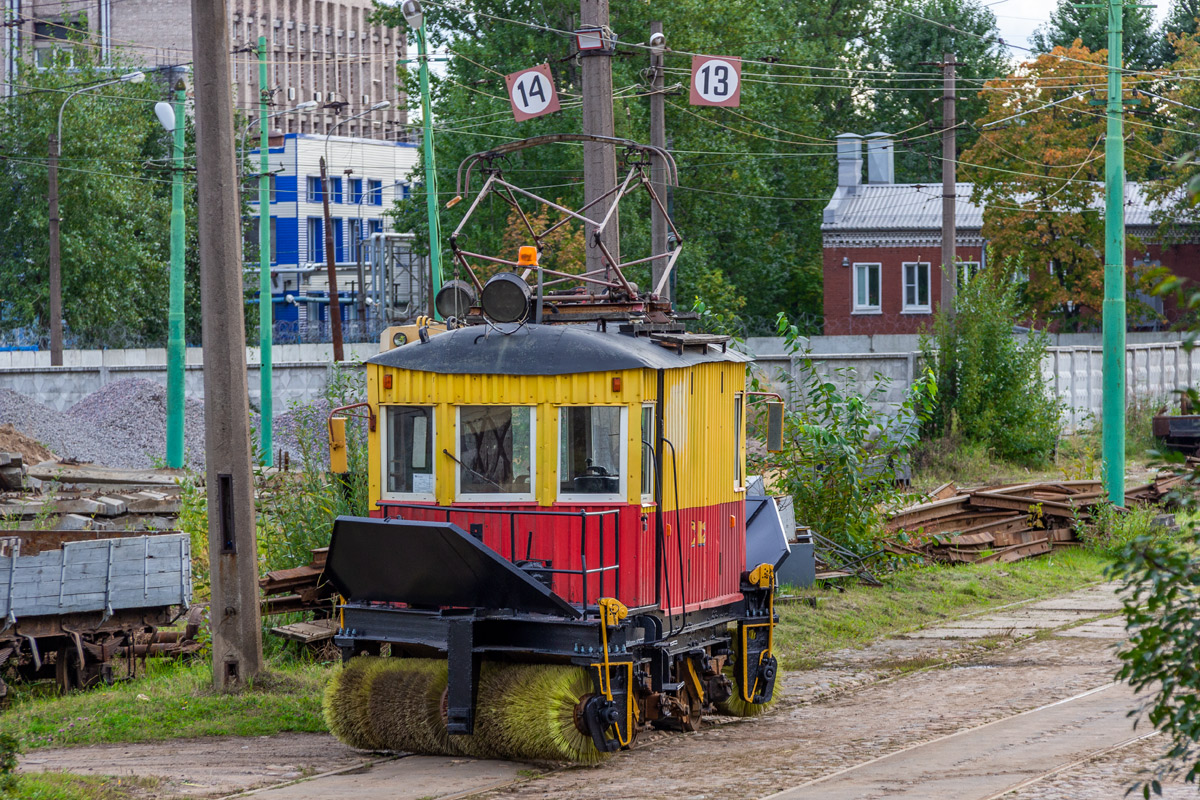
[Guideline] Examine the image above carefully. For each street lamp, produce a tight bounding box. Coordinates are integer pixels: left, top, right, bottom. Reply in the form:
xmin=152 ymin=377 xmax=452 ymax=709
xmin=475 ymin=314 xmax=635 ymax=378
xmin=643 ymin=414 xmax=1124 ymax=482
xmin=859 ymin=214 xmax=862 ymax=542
xmin=400 ymin=0 xmax=445 ymax=321
xmin=321 ymin=100 xmax=391 ymax=362
xmin=47 ymin=69 xmax=145 ymax=366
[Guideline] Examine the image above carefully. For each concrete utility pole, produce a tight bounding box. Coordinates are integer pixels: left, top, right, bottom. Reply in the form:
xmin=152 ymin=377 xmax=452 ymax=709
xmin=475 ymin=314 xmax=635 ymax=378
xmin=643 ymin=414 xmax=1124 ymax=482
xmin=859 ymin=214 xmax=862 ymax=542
xmin=190 ymin=0 xmax=263 ymax=690
xmin=649 ymin=21 xmax=670 ymax=303
xmin=47 ymin=134 xmax=62 ymax=365
xmin=1101 ymin=0 xmax=1127 ymax=505
xmin=320 ymin=156 xmax=345 ymax=362
xmin=580 ymin=0 xmax=619 ymax=281
xmin=257 ymin=36 xmax=274 ymax=467
xmin=940 ymin=51 xmax=957 ymax=315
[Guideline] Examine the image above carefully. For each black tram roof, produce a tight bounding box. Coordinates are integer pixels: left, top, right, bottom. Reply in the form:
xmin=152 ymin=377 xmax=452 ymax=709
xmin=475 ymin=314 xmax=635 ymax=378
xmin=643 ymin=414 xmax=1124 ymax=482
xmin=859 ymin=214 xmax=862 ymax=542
xmin=367 ymin=324 xmax=751 ymax=376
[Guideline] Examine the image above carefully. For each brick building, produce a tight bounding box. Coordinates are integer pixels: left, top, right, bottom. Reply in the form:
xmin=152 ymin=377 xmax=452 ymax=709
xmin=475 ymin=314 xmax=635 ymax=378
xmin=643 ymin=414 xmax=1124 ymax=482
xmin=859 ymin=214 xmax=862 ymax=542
xmin=2 ymin=0 xmax=406 ymax=140
xmin=821 ymin=132 xmax=1199 ymax=336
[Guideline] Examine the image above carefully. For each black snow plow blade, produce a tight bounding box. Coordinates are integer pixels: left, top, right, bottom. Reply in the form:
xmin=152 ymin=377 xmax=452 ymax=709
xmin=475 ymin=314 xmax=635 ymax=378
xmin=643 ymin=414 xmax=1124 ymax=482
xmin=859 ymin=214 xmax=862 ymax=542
xmin=322 ymin=515 xmax=580 ymax=618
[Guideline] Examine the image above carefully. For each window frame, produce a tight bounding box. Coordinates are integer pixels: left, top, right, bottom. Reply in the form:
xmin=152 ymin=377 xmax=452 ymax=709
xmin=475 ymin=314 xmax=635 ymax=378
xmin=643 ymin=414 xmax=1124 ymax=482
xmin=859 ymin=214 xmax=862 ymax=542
xmin=380 ymin=405 xmax=436 ymax=501
xmin=640 ymin=403 xmax=656 ymax=504
xmin=901 ymin=261 xmax=932 ymax=314
xmin=556 ymin=405 xmax=628 ymax=505
xmin=455 ymin=405 xmax=537 ymax=503
xmin=851 ymin=262 xmax=882 ymax=315
xmin=734 ymin=392 xmax=745 ymax=492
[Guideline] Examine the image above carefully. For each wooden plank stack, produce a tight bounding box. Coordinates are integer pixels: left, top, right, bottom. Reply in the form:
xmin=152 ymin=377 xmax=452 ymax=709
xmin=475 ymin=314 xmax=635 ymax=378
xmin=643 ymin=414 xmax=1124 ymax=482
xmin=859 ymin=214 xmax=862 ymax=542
xmin=884 ymin=476 xmax=1182 ymax=564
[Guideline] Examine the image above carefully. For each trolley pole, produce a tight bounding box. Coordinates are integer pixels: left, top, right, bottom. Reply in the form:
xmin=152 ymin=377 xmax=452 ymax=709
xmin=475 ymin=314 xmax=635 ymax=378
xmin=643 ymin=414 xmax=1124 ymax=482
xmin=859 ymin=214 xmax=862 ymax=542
xmin=1101 ymin=0 xmax=1126 ymax=504
xmin=581 ymin=0 xmax=619 ymax=279
xmin=166 ymin=78 xmax=187 ymax=469
xmin=257 ymin=36 xmax=273 ymax=466
xmin=190 ymin=0 xmax=264 ymax=690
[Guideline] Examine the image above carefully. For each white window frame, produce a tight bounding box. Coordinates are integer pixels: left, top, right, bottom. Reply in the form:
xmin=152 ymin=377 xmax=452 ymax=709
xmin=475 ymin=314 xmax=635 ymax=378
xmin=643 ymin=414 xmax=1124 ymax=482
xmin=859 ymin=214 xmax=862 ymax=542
xmin=901 ymin=261 xmax=931 ymax=314
xmin=455 ymin=406 xmax=537 ymax=503
xmin=852 ymin=262 xmax=882 ymax=315
xmin=957 ymin=261 xmax=981 ymax=288
xmin=640 ymin=402 xmax=656 ymax=504
xmin=379 ymin=405 xmax=436 ymax=502
xmin=557 ymin=405 xmax=628 ymax=505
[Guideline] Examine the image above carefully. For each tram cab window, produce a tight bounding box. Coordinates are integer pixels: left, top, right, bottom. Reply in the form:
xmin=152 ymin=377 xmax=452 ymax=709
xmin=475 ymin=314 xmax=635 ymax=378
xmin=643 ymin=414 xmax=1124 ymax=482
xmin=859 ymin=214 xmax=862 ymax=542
xmin=457 ymin=406 xmax=535 ymax=498
xmin=559 ymin=406 xmax=625 ymax=500
xmin=385 ymin=406 xmax=434 ymax=496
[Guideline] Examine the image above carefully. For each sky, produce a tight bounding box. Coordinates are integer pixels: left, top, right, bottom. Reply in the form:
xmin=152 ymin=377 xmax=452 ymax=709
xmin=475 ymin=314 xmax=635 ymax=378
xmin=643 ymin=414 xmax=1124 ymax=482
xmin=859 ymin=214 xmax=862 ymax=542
xmin=991 ymin=0 xmax=1170 ymax=56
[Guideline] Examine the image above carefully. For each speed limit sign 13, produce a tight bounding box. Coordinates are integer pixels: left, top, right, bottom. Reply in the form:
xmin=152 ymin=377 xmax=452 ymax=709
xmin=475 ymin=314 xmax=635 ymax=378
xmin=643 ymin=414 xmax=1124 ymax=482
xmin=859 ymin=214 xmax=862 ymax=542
xmin=689 ymin=55 xmax=742 ymax=107
xmin=505 ymin=64 xmax=562 ymax=121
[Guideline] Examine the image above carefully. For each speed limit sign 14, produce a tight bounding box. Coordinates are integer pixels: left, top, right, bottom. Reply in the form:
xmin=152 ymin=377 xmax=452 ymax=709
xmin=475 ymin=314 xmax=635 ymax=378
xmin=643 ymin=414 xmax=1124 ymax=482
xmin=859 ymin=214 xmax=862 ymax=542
xmin=505 ymin=64 xmax=562 ymax=121
xmin=689 ymin=55 xmax=742 ymax=107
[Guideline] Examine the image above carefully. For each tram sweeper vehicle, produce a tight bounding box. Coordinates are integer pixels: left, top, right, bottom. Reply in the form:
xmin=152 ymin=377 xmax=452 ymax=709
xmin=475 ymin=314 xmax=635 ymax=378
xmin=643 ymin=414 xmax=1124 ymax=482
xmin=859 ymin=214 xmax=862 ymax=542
xmin=321 ymin=134 xmax=789 ymax=763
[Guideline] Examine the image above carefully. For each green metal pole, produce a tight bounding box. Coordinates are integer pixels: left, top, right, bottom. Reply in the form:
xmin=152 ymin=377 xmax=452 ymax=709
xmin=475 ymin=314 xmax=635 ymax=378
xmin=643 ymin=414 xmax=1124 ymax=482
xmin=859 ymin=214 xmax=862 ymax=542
xmin=1102 ymin=0 xmax=1126 ymax=504
xmin=258 ymin=36 xmax=274 ymax=467
xmin=166 ymin=78 xmax=187 ymax=469
xmin=416 ymin=24 xmax=443 ymax=318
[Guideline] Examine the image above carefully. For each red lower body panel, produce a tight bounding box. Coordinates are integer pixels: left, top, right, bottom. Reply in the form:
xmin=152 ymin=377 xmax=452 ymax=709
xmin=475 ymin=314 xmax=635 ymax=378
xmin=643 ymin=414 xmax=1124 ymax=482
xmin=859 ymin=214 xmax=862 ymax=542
xmin=373 ymin=500 xmax=745 ymax=613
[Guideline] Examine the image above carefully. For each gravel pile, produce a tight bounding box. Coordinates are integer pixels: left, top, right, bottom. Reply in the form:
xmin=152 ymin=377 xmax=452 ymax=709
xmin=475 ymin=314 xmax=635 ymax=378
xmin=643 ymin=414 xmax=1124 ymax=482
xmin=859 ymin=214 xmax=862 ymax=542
xmin=0 ymin=379 xmax=351 ymax=471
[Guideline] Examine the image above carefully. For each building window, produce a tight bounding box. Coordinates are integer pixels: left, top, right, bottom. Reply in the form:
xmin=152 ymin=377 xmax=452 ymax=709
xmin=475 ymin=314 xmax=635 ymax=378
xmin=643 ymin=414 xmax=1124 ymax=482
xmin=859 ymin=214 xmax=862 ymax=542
xmin=641 ymin=404 xmax=655 ymax=501
xmin=559 ymin=406 xmax=625 ymax=501
xmin=384 ymin=406 xmax=434 ymax=497
xmin=852 ymin=262 xmax=881 ymax=313
xmin=349 ymin=178 xmax=364 ymax=204
xmin=368 ymin=179 xmax=383 ymax=205
xmin=348 ymin=218 xmax=362 ymax=263
xmin=306 ymin=217 xmax=323 ymax=263
xmin=457 ymin=406 xmax=535 ymax=500
xmin=330 ymin=177 xmax=343 ymax=204
xmin=957 ymin=262 xmax=981 ymax=288
xmin=902 ymin=262 xmax=931 ymax=313
xmin=306 ymin=176 xmax=322 ymax=203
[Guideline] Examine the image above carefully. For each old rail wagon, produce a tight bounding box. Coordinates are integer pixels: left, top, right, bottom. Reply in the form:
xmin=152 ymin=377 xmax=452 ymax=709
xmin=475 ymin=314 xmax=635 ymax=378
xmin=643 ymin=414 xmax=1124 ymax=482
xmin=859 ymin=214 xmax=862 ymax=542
xmin=0 ymin=528 xmax=191 ymax=694
xmin=320 ymin=135 xmax=790 ymax=763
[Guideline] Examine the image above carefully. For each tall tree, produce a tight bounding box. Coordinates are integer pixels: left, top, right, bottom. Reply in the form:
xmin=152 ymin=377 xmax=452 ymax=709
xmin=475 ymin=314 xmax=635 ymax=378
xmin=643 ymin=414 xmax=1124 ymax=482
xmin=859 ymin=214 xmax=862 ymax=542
xmin=374 ymin=0 xmax=881 ymax=335
xmin=1031 ymin=0 xmax=1160 ymax=68
xmin=0 ymin=49 xmax=201 ymax=347
xmin=961 ymin=43 xmax=1150 ymax=329
xmin=872 ymin=0 xmax=1008 ymax=183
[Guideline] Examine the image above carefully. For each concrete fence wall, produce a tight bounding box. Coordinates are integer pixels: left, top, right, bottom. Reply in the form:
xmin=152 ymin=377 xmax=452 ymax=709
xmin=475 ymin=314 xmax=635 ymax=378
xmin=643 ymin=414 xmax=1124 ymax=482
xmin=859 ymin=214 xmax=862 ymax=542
xmin=1 ymin=338 xmax=1195 ymax=427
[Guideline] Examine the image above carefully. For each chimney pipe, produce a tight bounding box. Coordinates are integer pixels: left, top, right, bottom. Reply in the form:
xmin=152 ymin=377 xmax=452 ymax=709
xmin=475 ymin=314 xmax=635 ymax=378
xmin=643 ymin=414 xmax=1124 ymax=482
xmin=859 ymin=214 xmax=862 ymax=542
xmin=865 ymin=132 xmax=894 ymax=185
xmin=835 ymin=133 xmax=863 ymax=194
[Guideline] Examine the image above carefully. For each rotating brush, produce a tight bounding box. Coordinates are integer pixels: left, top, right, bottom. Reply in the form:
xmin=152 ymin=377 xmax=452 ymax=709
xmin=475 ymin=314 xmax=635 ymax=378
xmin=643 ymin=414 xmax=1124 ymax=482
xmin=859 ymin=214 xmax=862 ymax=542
xmin=472 ymin=663 xmax=609 ymax=764
xmin=323 ymin=656 xmax=393 ymax=750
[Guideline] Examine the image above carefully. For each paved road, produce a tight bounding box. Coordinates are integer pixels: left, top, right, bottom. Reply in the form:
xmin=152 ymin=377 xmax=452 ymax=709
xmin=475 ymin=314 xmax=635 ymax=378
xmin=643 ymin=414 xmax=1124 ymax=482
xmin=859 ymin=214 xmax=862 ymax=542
xmin=763 ymin=683 xmax=1144 ymax=800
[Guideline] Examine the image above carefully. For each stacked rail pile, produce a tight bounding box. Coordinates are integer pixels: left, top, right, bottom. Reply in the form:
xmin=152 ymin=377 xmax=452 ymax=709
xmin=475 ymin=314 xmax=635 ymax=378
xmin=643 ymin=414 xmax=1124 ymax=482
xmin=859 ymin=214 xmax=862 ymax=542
xmin=884 ymin=476 xmax=1183 ymax=564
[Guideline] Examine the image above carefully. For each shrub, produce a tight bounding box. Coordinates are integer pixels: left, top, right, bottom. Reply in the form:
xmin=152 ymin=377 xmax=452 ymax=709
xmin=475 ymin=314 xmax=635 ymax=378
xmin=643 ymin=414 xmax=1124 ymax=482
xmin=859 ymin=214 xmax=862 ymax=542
xmin=921 ymin=264 xmax=1063 ymax=465
xmin=752 ymin=314 xmax=937 ymax=553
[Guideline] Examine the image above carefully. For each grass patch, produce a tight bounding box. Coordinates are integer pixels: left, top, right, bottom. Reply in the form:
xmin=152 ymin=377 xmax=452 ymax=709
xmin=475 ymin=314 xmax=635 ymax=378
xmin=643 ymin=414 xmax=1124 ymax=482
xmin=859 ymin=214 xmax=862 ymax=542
xmin=7 ymin=773 xmax=159 ymax=800
xmin=774 ymin=548 xmax=1110 ymax=670
xmin=0 ymin=658 xmax=333 ymax=751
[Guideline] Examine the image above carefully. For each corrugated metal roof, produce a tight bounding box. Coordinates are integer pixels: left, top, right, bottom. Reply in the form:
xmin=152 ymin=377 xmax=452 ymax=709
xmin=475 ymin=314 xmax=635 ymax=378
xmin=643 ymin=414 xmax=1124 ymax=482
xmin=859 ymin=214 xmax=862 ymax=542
xmin=822 ymin=182 xmax=1163 ymax=231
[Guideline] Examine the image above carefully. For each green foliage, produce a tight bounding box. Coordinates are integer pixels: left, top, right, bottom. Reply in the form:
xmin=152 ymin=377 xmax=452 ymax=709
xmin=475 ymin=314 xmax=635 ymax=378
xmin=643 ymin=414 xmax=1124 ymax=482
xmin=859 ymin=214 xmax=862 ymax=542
xmin=1075 ymin=502 xmax=1161 ymax=557
xmin=921 ymin=264 xmax=1062 ymax=465
xmin=1111 ymin=527 xmax=1200 ymax=794
xmin=872 ymin=0 xmax=1008 ymax=183
xmin=1031 ymin=0 xmax=1161 ymax=68
xmin=256 ymin=365 xmax=370 ymax=575
xmin=753 ymin=314 xmax=937 ymax=553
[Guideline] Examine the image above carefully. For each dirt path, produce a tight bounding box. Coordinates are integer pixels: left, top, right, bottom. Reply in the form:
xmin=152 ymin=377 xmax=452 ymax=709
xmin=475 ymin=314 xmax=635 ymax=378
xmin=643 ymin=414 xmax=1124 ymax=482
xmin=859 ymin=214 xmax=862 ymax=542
xmin=22 ymin=583 xmax=1167 ymax=800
